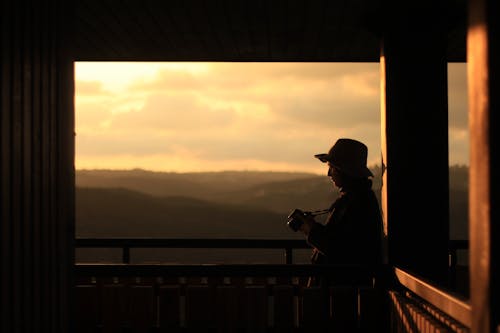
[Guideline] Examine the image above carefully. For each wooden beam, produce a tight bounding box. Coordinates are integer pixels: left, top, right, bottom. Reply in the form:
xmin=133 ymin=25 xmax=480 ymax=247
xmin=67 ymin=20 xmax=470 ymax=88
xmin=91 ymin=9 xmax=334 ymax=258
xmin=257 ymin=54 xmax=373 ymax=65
xmin=467 ymin=0 xmax=499 ymax=331
xmin=380 ymin=2 xmax=450 ymax=285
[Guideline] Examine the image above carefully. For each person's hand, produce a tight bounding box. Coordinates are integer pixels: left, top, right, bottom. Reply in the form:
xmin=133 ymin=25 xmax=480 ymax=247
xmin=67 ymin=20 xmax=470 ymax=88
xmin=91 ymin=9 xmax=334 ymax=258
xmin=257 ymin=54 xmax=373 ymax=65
xmin=299 ymin=215 xmax=315 ymax=236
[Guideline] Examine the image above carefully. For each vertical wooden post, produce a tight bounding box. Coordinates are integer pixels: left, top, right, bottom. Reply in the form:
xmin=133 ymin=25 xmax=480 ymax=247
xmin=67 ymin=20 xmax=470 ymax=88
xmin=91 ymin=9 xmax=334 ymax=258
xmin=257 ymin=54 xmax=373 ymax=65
xmin=380 ymin=2 xmax=450 ymax=285
xmin=467 ymin=0 xmax=499 ymax=331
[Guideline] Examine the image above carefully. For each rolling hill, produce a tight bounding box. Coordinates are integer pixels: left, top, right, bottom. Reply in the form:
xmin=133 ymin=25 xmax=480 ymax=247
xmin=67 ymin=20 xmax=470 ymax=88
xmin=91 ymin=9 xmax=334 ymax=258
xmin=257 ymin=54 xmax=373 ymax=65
xmin=75 ymin=167 xmax=468 ymax=257
xmin=76 ymin=187 xmax=302 ymax=239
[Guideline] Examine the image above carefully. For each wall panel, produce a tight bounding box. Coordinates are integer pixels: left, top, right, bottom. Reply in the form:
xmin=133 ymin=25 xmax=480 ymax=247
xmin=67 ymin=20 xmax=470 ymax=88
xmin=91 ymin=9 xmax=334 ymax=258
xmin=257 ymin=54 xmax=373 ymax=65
xmin=0 ymin=1 xmax=74 ymax=332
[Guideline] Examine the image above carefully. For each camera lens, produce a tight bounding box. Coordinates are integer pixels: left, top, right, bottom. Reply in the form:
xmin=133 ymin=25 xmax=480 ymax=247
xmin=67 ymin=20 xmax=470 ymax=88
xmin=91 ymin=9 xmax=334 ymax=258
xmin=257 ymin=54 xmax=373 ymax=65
xmin=286 ymin=209 xmax=305 ymax=232
xmin=287 ymin=218 xmax=303 ymax=232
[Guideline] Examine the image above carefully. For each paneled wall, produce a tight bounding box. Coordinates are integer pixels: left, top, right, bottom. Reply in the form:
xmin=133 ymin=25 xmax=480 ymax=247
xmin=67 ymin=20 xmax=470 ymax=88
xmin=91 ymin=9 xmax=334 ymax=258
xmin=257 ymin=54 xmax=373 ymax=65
xmin=0 ymin=1 xmax=74 ymax=332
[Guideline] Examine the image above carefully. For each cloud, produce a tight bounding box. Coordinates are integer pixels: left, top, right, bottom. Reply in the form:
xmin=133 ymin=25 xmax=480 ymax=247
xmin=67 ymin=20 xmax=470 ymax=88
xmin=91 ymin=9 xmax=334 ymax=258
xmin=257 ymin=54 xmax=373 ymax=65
xmin=448 ymin=63 xmax=468 ymax=129
xmin=449 ymin=128 xmax=469 ymax=165
xmin=75 ymin=62 xmax=382 ymax=172
xmin=75 ymin=62 xmax=467 ymax=173
xmin=76 ymin=116 xmax=381 ymax=172
xmin=75 ymin=102 xmax=113 ymax=130
xmin=127 ymin=62 xmax=379 ymax=96
xmin=109 ymin=93 xmax=237 ymax=131
xmin=75 ymin=80 xmax=111 ymax=96
xmin=129 ymin=69 xmax=201 ymax=92
xmin=76 ymin=132 xmax=176 ymax=156
xmin=206 ymin=62 xmax=379 ymax=85
xmin=268 ymin=86 xmax=379 ymax=128
xmin=125 ymin=63 xmax=380 ymax=130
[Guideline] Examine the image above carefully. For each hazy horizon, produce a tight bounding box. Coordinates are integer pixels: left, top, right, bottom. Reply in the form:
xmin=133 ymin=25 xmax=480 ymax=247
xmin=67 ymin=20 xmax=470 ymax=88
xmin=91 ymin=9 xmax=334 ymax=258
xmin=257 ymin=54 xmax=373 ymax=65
xmin=73 ymin=162 xmax=467 ymax=176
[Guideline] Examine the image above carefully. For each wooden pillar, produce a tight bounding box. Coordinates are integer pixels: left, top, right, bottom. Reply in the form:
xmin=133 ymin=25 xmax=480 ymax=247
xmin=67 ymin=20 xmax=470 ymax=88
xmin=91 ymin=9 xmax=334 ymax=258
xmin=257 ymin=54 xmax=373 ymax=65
xmin=0 ymin=1 xmax=74 ymax=332
xmin=467 ymin=0 xmax=499 ymax=331
xmin=380 ymin=2 xmax=450 ymax=285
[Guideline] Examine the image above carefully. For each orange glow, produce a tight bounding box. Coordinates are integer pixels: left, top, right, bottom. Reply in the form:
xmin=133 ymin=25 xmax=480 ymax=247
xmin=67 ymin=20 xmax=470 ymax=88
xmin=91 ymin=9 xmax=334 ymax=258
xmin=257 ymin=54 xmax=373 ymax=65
xmin=75 ymin=62 xmax=382 ymax=174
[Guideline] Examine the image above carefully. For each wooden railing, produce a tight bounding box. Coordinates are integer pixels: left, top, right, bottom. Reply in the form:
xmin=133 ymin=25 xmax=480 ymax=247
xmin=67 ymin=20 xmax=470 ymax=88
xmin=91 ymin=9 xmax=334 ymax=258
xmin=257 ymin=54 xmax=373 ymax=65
xmin=74 ymin=264 xmax=386 ymax=332
xmin=75 ymin=238 xmax=310 ymax=264
xmin=74 ymin=238 xmax=470 ymax=332
xmin=75 ymin=238 xmax=468 ymax=266
xmin=390 ymin=267 xmax=471 ymax=332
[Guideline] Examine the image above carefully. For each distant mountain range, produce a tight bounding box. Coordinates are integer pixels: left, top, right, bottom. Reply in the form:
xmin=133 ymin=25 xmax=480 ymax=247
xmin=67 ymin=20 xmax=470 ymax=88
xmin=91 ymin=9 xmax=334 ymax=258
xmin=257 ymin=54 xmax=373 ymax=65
xmin=76 ymin=169 xmax=336 ymax=239
xmin=76 ymin=166 xmax=468 ymax=238
xmin=76 ymin=165 xmax=468 ymax=240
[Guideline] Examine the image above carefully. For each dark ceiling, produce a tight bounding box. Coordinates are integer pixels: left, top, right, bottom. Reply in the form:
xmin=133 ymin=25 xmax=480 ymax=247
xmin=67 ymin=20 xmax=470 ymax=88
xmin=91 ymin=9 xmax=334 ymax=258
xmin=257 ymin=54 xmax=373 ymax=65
xmin=73 ymin=0 xmax=466 ymax=62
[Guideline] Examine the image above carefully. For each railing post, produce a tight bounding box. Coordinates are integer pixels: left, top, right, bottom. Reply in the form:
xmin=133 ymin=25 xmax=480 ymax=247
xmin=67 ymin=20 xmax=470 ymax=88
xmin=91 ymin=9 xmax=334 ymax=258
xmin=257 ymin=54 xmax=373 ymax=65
xmin=123 ymin=247 xmax=130 ymax=264
xmin=285 ymin=247 xmax=293 ymax=264
xmin=449 ymin=248 xmax=457 ymax=289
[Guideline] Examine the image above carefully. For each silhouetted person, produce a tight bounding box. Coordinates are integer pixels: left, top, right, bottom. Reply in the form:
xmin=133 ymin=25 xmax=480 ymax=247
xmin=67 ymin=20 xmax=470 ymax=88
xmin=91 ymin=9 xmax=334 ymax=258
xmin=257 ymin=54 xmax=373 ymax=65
xmin=289 ymin=138 xmax=383 ymax=287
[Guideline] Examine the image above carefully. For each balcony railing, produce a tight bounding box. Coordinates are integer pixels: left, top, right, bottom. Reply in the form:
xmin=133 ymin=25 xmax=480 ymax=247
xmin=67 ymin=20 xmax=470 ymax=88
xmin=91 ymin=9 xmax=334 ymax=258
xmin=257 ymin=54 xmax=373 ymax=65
xmin=75 ymin=263 xmax=385 ymax=332
xmin=75 ymin=238 xmax=311 ymax=264
xmin=391 ymin=267 xmax=470 ymax=332
xmin=74 ymin=238 xmax=470 ymax=332
xmin=75 ymin=238 xmax=468 ymax=266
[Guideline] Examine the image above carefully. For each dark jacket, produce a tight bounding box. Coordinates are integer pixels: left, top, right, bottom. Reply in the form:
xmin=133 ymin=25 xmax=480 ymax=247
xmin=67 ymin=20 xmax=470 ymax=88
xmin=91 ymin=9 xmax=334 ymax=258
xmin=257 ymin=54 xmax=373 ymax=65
xmin=306 ymin=179 xmax=383 ymax=285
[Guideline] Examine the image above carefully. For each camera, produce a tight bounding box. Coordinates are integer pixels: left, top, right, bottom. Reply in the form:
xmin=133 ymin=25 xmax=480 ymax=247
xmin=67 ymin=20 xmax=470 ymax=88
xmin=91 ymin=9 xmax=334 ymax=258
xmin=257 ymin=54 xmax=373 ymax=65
xmin=286 ymin=208 xmax=311 ymax=232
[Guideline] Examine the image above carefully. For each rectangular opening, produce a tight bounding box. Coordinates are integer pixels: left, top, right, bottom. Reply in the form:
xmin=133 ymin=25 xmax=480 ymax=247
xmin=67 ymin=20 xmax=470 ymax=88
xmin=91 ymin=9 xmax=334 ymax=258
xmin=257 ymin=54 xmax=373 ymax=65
xmin=447 ymin=62 xmax=469 ymax=297
xmin=74 ymin=61 xmax=382 ymax=264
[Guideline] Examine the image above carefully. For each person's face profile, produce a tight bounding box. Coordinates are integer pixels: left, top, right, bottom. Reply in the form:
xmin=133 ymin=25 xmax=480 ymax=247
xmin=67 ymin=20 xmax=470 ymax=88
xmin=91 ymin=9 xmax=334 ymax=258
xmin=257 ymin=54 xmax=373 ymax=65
xmin=327 ymin=163 xmax=342 ymax=188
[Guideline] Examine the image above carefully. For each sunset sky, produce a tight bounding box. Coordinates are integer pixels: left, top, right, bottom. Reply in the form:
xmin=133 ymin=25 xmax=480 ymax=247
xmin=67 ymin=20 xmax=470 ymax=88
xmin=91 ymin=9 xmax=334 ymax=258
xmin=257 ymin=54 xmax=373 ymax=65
xmin=75 ymin=62 xmax=468 ymax=175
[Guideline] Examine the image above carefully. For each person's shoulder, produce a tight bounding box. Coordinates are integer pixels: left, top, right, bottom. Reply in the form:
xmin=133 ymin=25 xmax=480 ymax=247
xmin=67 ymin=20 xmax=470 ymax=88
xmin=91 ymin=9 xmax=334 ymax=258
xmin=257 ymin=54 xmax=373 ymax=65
xmin=344 ymin=188 xmax=377 ymax=207
xmin=334 ymin=192 xmax=349 ymax=205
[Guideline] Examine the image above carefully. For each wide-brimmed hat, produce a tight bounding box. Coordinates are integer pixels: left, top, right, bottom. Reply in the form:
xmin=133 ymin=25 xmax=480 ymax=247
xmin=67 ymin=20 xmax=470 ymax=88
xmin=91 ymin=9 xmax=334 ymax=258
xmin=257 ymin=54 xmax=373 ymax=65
xmin=314 ymin=138 xmax=373 ymax=178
